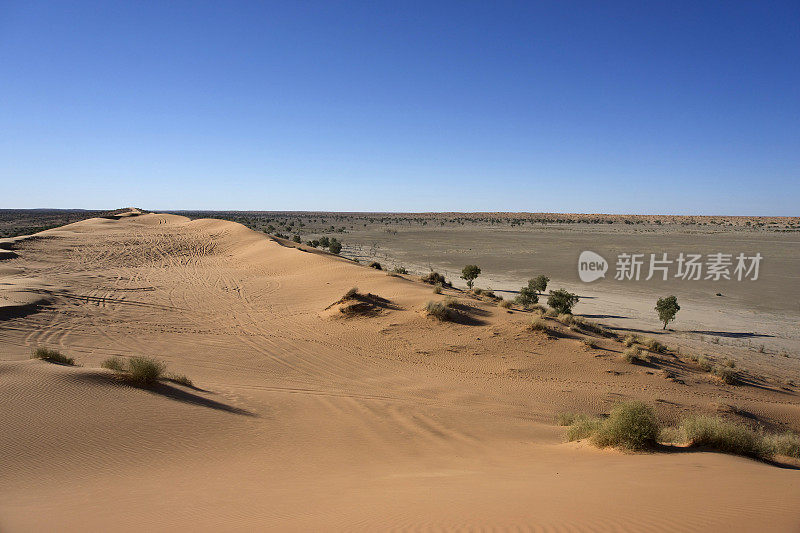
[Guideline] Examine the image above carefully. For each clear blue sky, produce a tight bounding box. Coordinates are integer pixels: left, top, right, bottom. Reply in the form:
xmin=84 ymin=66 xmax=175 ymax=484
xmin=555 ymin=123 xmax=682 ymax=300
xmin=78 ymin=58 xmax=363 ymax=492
xmin=1 ymin=1 xmax=798 ymax=214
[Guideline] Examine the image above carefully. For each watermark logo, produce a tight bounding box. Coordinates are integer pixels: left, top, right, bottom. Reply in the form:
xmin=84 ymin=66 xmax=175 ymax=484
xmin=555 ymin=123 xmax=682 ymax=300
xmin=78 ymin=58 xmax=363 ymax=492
xmin=578 ymin=250 xmax=608 ymax=282
xmin=578 ymin=251 xmax=763 ymax=282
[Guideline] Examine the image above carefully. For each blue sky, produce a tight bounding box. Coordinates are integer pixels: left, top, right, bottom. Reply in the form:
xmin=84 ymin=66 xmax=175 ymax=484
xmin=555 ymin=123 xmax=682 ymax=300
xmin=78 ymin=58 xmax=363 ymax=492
xmin=1 ymin=1 xmax=798 ymax=214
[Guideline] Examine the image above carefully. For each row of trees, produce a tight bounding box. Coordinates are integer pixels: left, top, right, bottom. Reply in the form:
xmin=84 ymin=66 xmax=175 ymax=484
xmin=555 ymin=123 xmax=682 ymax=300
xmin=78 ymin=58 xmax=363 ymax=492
xmin=459 ymin=264 xmax=681 ymax=328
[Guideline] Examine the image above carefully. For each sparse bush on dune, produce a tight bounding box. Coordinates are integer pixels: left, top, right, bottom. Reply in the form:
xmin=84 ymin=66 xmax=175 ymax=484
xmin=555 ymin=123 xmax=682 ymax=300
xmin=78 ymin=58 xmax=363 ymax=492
xmin=679 ymin=415 xmax=770 ymax=459
xmin=421 ymin=271 xmax=449 ymax=286
xmin=102 ymin=356 xmax=126 ymax=372
xmin=566 ymin=415 xmax=604 ymax=442
xmin=343 ymin=287 xmax=359 ymax=299
xmin=433 ymin=283 xmax=443 ymax=294
xmin=368 ymin=261 xmax=382 ymax=270
xmin=328 ymin=239 xmax=342 ymax=254
xmin=696 ymin=356 xmax=713 ymax=372
xmin=473 ymin=287 xmax=483 ymax=295
xmin=643 ymin=338 xmax=667 ymax=353
xmin=529 ymin=317 xmax=553 ymax=334
xmin=557 ymin=313 xmax=575 ymax=325
xmin=424 ymin=300 xmax=456 ymax=321
xmin=712 ymin=364 xmax=738 ymax=384
xmin=622 ymin=334 xmax=639 ymax=347
xmin=545 ymin=308 xmax=559 ymax=318
xmin=591 ymin=401 xmax=659 ymax=451
xmin=622 ymin=346 xmax=647 ymax=364
xmin=102 ymin=355 xmax=176 ymax=387
xmin=499 ymin=299 xmax=511 ymax=309
xmin=32 ymin=347 xmax=75 ymax=365
xmin=392 ymin=266 xmax=408 ymax=274
xmin=127 ymin=357 xmax=166 ymax=386
xmin=765 ymin=432 xmax=800 ymax=459
xmin=166 ymin=373 xmax=194 ymax=387
xmin=557 ymin=412 xmax=581 ymax=426
xmin=582 ymin=339 xmax=597 ymax=349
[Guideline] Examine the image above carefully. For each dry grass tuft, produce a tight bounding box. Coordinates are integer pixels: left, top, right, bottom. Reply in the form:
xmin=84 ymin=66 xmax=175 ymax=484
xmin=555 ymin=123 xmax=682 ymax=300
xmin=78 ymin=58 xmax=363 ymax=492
xmin=622 ymin=346 xmax=647 ymax=364
xmin=31 ymin=347 xmax=75 ymax=365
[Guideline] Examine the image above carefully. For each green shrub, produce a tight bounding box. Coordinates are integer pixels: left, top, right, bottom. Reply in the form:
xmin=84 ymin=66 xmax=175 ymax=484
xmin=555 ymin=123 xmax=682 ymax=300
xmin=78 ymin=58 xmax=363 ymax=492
xmin=655 ymin=295 xmax=680 ymax=329
xmin=392 ymin=266 xmax=408 ymax=274
xmin=679 ymin=415 xmax=770 ymax=459
xmin=368 ymin=261 xmax=382 ymax=270
xmin=32 ymin=347 xmax=75 ymax=365
xmin=127 ymin=357 xmax=166 ymax=386
xmin=461 ymin=264 xmax=481 ymax=289
xmin=557 ymin=412 xmax=581 ymax=426
xmin=329 ymin=239 xmax=342 ymax=254
xmin=515 ymin=285 xmax=539 ymax=308
xmin=530 ymin=275 xmax=549 ymax=293
xmin=548 ymin=289 xmax=579 ymax=314
xmin=590 ymin=401 xmax=659 ymax=451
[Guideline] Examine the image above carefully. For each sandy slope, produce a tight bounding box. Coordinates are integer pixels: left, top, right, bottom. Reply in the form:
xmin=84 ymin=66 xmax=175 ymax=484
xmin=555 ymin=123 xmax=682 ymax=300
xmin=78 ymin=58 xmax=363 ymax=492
xmin=1 ymin=212 xmax=799 ymax=532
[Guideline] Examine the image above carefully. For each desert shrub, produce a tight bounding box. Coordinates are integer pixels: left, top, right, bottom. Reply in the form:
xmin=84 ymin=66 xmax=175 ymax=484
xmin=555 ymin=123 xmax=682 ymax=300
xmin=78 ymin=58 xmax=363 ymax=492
xmin=499 ymin=299 xmax=512 ymax=309
xmin=425 ymin=300 xmax=455 ymax=321
xmin=421 ymin=271 xmax=447 ymax=285
xmin=292 ymin=234 xmax=301 ymax=243
xmin=622 ymin=346 xmax=647 ymax=363
xmin=329 ymin=239 xmax=342 ymax=254
xmin=343 ymin=287 xmax=359 ymax=299
xmin=461 ymin=264 xmax=481 ymax=289
xmin=368 ymin=261 xmax=382 ymax=270
xmin=572 ymin=317 xmax=611 ymax=337
xmin=545 ymin=308 xmax=559 ymax=317
xmin=557 ymin=313 xmax=575 ymax=325
xmin=392 ymin=266 xmax=408 ymax=274
xmin=557 ymin=412 xmax=580 ymax=426
xmin=712 ymin=364 xmax=738 ymax=384
xmin=655 ymin=295 xmax=680 ymax=329
xmin=166 ymin=373 xmax=194 ymax=387
xmin=582 ymin=339 xmax=597 ymax=349
xmin=566 ymin=415 xmax=603 ymax=441
xmin=696 ymin=356 xmax=713 ymax=372
xmin=722 ymin=358 xmax=736 ymax=368
xmin=679 ymin=415 xmax=770 ymax=459
xmin=529 ymin=317 xmax=550 ymax=333
xmin=32 ymin=347 xmax=75 ymax=365
xmin=482 ymin=290 xmax=497 ymax=299
xmin=548 ymin=289 xmax=579 ymax=314
xmin=529 ymin=304 xmax=546 ymax=315
xmin=472 ymin=287 xmax=483 ymax=295
xmin=765 ymin=432 xmax=800 ymax=458
xmin=432 ymin=283 xmax=443 ymax=294
xmin=319 ymin=236 xmax=330 ymax=247
xmin=591 ymin=401 xmax=659 ymax=451
xmin=643 ymin=338 xmax=667 ymax=353
xmin=102 ymin=356 xmax=126 ymax=371
xmin=622 ymin=334 xmax=639 ymax=347
xmin=127 ymin=357 xmax=166 ymax=385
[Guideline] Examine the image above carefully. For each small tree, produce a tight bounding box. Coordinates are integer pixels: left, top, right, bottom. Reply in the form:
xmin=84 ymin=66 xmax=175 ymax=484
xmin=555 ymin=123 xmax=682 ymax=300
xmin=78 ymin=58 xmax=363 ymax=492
xmin=531 ymin=275 xmax=549 ymax=294
xmin=292 ymin=234 xmax=301 ymax=243
xmin=319 ymin=236 xmax=331 ymax=248
xmin=461 ymin=265 xmax=481 ymax=289
xmin=655 ymin=295 xmax=680 ymax=329
xmin=548 ymin=289 xmax=579 ymax=314
xmin=329 ymin=239 xmax=342 ymax=254
xmin=515 ymin=285 xmax=539 ymax=309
